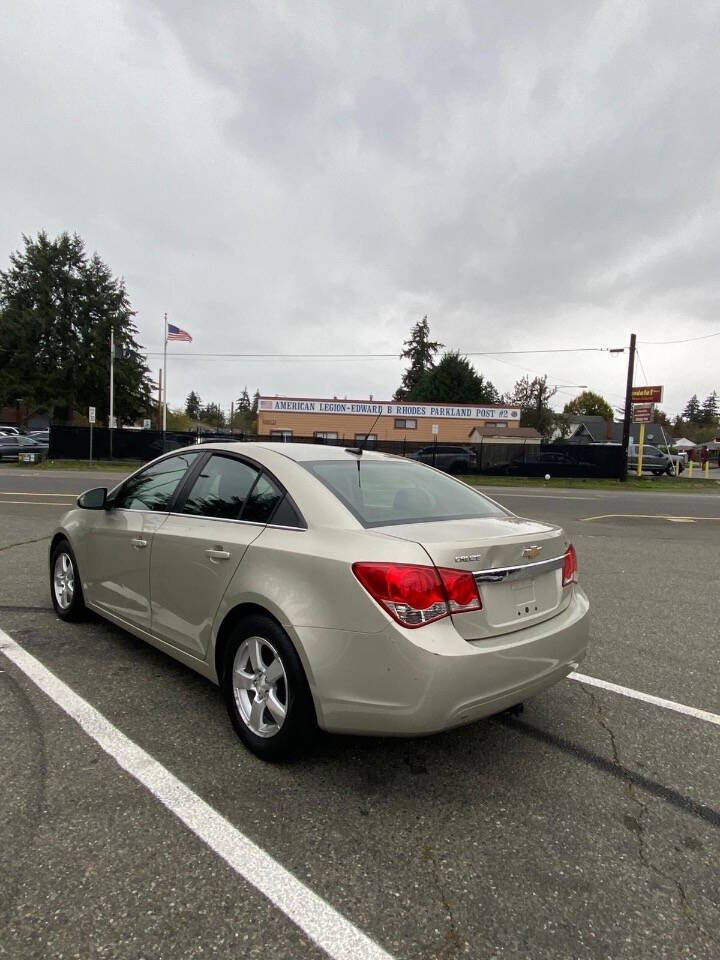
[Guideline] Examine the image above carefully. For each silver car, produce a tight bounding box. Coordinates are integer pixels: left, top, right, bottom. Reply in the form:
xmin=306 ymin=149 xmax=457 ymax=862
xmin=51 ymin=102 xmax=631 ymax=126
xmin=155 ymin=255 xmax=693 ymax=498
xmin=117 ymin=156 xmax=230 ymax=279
xmin=50 ymin=443 xmax=589 ymax=759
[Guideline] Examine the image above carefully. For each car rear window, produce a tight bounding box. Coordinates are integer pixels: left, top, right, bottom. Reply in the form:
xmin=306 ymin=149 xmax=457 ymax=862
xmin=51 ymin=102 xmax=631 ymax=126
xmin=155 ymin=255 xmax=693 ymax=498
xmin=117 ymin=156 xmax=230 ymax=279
xmin=304 ymin=458 xmax=506 ymax=527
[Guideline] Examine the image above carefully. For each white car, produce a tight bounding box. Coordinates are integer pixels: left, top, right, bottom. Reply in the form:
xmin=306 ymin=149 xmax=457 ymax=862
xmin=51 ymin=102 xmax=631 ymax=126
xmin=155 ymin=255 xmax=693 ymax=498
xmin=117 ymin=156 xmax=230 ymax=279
xmin=51 ymin=443 xmax=590 ymax=759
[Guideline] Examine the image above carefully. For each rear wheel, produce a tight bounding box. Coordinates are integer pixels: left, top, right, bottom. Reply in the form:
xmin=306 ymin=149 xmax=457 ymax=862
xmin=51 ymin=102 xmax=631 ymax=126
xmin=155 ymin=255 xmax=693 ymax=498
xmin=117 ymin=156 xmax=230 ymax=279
xmin=221 ymin=614 xmax=315 ymax=760
xmin=50 ymin=540 xmax=88 ymax=621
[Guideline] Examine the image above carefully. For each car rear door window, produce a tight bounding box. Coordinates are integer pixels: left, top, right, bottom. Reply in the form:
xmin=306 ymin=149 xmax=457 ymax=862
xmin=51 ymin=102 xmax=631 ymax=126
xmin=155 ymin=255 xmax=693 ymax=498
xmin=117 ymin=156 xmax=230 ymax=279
xmin=113 ymin=452 xmax=200 ymax=511
xmin=181 ymin=454 xmax=259 ymax=520
xmin=241 ymin=473 xmax=284 ymax=523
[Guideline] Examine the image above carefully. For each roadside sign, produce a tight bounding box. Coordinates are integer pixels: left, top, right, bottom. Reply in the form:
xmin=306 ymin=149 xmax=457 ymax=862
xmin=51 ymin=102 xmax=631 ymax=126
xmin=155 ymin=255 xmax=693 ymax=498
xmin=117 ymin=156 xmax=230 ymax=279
xmin=632 ymin=403 xmax=654 ymax=423
xmin=110 ymin=416 xmax=117 ymax=429
xmin=143 ymin=418 xmax=151 ymax=430
xmin=88 ymin=406 xmax=96 ymax=424
xmin=631 ymin=385 xmax=663 ymax=404
xmin=431 ymin=424 xmax=439 ymax=435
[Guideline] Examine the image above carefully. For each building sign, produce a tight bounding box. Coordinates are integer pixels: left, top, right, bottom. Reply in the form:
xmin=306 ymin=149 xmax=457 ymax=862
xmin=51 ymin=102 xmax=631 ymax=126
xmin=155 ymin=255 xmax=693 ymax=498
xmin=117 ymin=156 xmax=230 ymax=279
xmin=88 ymin=406 xmax=96 ymax=424
xmin=258 ymin=397 xmax=521 ymax=422
xmin=631 ymin=385 xmax=663 ymax=404
xmin=632 ymin=403 xmax=654 ymax=423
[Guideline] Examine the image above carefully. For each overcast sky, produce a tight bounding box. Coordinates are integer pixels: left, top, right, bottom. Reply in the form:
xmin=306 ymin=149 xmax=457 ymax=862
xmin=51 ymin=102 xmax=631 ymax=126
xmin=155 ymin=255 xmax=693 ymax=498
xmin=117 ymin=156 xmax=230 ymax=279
xmin=2 ymin=0 xmax=720 ymax=419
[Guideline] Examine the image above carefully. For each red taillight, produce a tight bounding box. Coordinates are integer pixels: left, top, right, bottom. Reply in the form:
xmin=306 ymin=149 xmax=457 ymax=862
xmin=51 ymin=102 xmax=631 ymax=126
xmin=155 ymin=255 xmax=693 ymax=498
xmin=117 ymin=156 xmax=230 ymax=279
xmin=352 ymin=562 xmax=481 ymax=628
xmin=562 ymin=544 xmax=578 ymax=587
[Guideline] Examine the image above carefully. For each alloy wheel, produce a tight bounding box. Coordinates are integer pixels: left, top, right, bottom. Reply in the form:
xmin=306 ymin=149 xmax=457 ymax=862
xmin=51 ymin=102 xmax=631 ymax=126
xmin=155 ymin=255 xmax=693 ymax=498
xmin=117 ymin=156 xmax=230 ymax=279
xmin=53 ymin=552 xmax=75 ymax=611
xmin=232 ymin=636 xmax=288 ymax=738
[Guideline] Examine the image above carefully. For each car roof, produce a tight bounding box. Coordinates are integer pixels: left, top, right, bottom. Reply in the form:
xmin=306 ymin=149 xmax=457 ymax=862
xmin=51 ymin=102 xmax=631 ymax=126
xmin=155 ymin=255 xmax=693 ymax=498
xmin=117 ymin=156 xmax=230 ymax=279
xmin=193 ymin=441 xmax=399 ymax=463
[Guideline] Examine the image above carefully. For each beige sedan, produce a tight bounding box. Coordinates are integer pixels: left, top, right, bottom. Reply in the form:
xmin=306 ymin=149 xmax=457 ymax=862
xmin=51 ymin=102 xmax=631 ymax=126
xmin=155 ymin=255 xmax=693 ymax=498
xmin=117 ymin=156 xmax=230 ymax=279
xmin=50 ymin=443 xmax=590 ymax=759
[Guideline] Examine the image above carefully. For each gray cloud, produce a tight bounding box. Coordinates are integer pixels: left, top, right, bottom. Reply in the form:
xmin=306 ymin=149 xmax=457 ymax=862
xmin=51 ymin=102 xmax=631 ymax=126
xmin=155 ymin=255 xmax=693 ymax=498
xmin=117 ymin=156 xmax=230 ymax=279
xmin=2 ymin=0 xmax=719 ymax=416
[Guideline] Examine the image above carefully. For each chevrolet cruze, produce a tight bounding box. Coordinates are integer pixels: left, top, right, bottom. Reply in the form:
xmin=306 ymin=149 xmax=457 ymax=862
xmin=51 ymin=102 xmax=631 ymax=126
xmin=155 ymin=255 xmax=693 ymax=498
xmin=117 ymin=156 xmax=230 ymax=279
xmin=50 ymin=443 xmax=590 ymax=759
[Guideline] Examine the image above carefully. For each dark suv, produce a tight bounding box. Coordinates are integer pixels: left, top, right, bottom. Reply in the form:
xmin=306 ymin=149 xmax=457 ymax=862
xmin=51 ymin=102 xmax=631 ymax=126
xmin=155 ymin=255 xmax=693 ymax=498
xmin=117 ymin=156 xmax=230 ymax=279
xmin=409 ymin=445 xmax=476 ymax=473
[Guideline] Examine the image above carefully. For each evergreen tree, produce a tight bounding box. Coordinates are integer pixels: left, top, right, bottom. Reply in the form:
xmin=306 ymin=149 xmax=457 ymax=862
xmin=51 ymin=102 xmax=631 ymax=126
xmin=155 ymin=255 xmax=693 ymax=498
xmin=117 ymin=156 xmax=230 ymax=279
xmin=0 ymin=231 xmax=152 ymax=424
xmin=700 ymin=390 xmax=718 ymax=424
xmin=185 ymin=390 xmax=202 ymax=419
xmin=237 ymin=386 xmax=251 ymax=411
xmin=407 ymin=352 xmax=498 ymax=404
xmin=251 ymin=389 xmax=260 ymax=414
xmin=394 ymin=316 xmax=443 ymax=401
xmin=563 ymin=390 xmax=614 ymax=421
xmin=199 ymin=402 xmax=226 ymax=428
xmin=683 ymin=394 xmax=702 ymax=423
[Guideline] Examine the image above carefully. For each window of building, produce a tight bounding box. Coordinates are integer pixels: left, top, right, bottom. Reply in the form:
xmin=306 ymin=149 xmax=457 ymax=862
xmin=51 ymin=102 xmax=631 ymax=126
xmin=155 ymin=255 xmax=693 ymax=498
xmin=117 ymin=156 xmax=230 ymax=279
xmin=394 ymin=418 xmax=417 ymax=429
xmin=491 ymin=422 xmax=507 ymax=429
xmin=270 ymin=430 xmax=292 ymax=441
xmin=355 ymin=433 xmax=377 ymax=448
xmin=314 ymin=432 xmax=338 ymax=441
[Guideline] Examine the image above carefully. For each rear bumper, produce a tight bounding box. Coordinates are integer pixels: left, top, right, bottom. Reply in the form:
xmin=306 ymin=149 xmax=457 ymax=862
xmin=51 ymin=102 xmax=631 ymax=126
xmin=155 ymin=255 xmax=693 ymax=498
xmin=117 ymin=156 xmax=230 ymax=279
xmin=296 ymin=588 xmax=590 ymax=736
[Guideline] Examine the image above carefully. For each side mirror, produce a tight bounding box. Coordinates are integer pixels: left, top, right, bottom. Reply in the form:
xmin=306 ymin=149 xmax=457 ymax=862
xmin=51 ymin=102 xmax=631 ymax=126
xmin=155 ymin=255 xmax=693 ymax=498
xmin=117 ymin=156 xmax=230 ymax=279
xmin=77 ymin=487 xmax=107 ymax=510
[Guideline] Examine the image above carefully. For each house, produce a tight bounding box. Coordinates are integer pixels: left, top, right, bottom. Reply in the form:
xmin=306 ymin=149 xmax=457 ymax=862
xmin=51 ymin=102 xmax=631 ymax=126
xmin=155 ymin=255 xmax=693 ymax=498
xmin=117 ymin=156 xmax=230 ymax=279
xmin=0 ymin=405 xmax=50 ymax=431
xmin=553 ymin=415 xmax=613 ymax=444
xmin=467 ymin=426 xmax=541 ymax=445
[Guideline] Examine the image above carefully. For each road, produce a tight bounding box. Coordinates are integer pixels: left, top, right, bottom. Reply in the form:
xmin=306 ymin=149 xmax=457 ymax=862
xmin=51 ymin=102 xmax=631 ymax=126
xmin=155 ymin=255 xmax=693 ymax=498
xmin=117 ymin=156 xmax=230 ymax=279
xmin=1 ymin=466 xmax=719 ymax=959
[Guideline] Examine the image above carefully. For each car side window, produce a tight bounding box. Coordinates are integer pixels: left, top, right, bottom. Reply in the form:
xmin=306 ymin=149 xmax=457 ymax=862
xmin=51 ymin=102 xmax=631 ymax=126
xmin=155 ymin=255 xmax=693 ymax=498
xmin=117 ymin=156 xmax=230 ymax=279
xmin=241 ymin=473 xmax=284 ymax=524
xmin=113 ymin=452 xmax=199 ymax=512
xmin=270 ymin=495 xmax=304 ymax=528
xmin=182 ymin=454 xmax=259 ymax=520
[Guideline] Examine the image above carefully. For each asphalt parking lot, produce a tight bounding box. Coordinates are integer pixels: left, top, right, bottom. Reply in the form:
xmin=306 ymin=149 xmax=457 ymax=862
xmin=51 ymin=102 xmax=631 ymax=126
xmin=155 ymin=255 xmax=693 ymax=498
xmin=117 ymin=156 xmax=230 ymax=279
xmin=1 ymin=467 xmax=718 ymax=959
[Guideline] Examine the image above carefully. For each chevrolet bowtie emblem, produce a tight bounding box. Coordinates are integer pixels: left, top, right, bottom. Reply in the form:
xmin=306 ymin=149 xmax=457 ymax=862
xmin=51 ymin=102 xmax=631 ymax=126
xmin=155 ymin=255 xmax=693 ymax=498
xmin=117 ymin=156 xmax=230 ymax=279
xmin=522 ymin=545 xmax=542 ymax=560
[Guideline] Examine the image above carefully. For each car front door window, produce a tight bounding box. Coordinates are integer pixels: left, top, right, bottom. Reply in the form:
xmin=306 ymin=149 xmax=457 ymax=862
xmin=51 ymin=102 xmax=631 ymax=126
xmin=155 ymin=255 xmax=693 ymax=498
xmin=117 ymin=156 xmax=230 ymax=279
xmin=114 ymin=452 xmax=199 ymax=511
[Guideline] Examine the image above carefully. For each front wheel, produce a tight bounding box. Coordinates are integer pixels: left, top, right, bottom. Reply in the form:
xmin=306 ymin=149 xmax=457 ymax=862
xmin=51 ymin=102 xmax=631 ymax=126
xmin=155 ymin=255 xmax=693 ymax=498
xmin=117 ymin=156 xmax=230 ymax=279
xmin=50 ymin=540 xmax=88 ymax=621
xmin=221 ymin=614 xmax=316 ymax=760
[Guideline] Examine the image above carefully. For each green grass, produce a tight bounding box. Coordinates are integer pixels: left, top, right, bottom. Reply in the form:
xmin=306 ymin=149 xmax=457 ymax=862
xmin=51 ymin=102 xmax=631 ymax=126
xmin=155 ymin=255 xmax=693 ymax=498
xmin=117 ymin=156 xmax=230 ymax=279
xmin=459 ymin=474 xmax=720 ymax=492
xmin=9 ymin=459 xmax=142 ymax=472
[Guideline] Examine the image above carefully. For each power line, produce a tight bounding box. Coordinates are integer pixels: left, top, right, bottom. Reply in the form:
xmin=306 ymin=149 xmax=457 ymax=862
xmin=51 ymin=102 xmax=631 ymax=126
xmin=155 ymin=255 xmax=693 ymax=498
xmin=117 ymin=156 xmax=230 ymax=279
xmin=144 ymin=346 xmax=611 ymax=359
xmin=639 ymin=330 xmax=720 ymax=345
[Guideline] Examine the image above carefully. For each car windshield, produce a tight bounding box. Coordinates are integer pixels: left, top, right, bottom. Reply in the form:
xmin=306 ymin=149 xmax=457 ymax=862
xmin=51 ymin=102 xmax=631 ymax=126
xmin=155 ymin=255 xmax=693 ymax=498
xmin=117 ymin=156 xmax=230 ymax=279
xmin=304 ymin=458 xmax=506 ymax=527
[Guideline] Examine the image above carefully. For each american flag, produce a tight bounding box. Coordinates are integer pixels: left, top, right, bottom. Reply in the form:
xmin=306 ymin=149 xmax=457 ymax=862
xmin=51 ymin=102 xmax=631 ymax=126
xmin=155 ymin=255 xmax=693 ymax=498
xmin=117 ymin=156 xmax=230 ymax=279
xmin=167 ymin=323 xmax=192 ymax=342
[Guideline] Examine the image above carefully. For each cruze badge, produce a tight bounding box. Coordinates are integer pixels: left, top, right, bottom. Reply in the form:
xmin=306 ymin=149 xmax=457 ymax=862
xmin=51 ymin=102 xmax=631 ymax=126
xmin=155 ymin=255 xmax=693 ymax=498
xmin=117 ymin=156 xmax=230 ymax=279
xmin=522 ymin=545 xmax=542 ymax=560
xmin=454 ymin=553 xmax=484 ymax=563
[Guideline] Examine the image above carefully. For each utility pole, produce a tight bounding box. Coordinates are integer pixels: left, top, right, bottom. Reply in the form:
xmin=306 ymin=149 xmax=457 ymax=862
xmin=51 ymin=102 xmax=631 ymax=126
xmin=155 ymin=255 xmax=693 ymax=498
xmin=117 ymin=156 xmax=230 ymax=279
xmin=157 ymin=368 xmax=163 ymax=430
xmin=109 ymin=327 xmax=115 ymax=458
xmin=619 ymin=333 xmax=636 ymax=481
xmin=162 ymin=313 xmax=168 ymax=435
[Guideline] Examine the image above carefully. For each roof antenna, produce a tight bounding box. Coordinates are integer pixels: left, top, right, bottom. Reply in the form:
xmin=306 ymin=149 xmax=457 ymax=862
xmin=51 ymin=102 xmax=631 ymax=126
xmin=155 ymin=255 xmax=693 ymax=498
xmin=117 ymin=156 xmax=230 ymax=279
xmin=345 ymin=406 xmax=384 ymax=457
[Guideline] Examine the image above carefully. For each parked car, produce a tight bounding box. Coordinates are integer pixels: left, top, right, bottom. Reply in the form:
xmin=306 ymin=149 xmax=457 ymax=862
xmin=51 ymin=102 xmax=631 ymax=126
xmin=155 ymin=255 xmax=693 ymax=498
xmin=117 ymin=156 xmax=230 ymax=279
xmin=627 ymin=444 xmax=680 ymax=476
xmin=50 ymin=443 xmax=589 ymax=759
xmin=0 ymin=434 xmax=49 ymax=460
xmin=408 ymin=444 xmax=477 ymax=473
xmin=503 ymin=451 xmax=599 ymax=478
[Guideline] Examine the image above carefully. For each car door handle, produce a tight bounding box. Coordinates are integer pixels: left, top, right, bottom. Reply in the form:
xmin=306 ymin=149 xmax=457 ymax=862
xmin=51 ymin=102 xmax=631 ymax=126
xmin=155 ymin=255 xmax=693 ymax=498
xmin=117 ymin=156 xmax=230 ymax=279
xmin=131 ymin=537 xmax=148 ymax=549
xmin=205 ymin=548 xmax=230 ymax=561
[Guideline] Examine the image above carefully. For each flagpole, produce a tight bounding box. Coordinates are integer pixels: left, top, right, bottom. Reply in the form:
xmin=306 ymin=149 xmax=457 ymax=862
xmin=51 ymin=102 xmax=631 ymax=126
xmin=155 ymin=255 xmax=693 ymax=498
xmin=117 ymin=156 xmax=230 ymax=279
xmin=162 ymin=312 xmax=168 ymax=434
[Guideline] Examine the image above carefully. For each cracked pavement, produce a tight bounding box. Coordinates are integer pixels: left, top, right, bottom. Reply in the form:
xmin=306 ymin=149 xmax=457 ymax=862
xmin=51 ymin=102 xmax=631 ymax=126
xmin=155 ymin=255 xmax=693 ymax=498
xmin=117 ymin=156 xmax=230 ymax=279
xmin=0 ymin=469 xmax=719 ymax=959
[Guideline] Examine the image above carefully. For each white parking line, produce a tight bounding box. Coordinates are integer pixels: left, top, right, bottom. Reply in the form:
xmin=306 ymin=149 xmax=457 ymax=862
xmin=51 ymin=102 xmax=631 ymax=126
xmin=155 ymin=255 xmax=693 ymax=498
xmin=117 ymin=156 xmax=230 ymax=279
xmin=569 ymin=672 xmax=720 ymax=726
xmin=483 ymin=493 xmax=598 ymax=500
xmin=580 ymin=513 xmax=720 ymax=522
xmin=0 ymin=491 xmax=77 ymax=497
xmin=0 ymin=500 xmax=75 ymax=506
xmin=0 ymin=628 xmax=393 ymax=960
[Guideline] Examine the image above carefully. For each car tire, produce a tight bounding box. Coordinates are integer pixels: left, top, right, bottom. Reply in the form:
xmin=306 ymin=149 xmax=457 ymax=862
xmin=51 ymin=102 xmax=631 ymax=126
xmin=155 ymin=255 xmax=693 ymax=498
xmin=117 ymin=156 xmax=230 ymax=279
xmin=221 ymin=614 xmax=316 ymax=761
xmin=50 ymin=539 xmax=88 ymax=621
xmin=652 ymin=470 xmax=664 ymax=476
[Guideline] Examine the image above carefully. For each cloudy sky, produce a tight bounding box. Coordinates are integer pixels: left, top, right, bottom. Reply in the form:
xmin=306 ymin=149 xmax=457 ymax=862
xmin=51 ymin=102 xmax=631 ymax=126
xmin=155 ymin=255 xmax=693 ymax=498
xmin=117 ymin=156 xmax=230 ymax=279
xmin=2 ymin=0 xmax=720 ymax=418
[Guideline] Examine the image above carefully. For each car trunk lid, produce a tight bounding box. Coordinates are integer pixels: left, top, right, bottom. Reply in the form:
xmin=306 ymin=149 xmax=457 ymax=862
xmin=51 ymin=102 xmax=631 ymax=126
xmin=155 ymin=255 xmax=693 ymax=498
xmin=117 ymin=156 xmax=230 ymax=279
xmin=376 ymin=516 xmax=571 ymax=639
